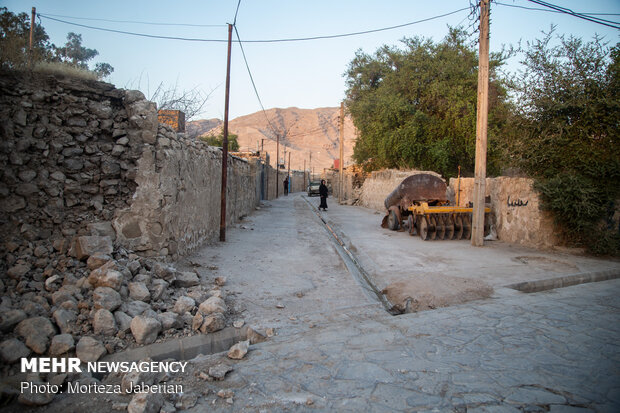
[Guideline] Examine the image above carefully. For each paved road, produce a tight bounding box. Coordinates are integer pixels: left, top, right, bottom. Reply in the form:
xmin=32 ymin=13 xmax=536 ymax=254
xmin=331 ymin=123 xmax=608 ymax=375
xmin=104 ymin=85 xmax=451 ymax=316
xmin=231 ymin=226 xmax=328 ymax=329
xmin=18 ymin=194 xmax=620 ymax=412
xmin=180 ymin=194 xmax=620 ymax=412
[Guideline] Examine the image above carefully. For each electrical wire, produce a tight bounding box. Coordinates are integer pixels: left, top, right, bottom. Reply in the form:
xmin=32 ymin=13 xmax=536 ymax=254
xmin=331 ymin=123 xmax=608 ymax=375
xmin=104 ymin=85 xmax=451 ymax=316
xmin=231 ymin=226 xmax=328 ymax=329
xmin=38 ymin=7 xmax=470 ymax=43
xmin=233 ymin=25 xmax=280 ymax=139
xmin=36 ymin=13 xmax=226 ymax=27
xmin=233 ymin=0 xmax=242 ymax=26
xmin=495 ymin=2 xmax=620 ymax=17
xmin=524 ymin=0 xmax=620 ymax=29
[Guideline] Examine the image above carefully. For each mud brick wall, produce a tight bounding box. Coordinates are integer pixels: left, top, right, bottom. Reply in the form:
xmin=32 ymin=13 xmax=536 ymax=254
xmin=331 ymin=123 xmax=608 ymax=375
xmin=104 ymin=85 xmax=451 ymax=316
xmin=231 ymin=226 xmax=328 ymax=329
xmin=0 ymin=70 xmax=260 ymax=259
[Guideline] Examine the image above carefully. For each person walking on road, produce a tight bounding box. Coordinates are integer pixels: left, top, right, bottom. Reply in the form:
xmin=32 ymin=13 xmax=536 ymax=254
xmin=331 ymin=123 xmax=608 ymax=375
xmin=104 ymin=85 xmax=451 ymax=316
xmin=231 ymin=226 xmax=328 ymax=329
xmin=319 ymin=179 xmax=328 ymax=211
xmin=283 ymin=176 xmax=289 ymax=196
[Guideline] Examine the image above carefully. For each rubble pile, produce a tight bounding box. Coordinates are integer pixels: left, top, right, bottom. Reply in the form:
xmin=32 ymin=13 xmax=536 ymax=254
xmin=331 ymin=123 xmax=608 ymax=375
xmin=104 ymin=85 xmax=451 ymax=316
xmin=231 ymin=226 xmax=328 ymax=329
xmin=0 ymin=235 xmax=232 ymax=372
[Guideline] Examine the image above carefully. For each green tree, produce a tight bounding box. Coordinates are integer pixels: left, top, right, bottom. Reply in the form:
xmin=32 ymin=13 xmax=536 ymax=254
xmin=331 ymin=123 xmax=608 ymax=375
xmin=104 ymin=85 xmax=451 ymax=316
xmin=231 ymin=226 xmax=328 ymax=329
xmin=344 ymin=27 xmax=512 ymax=178
xmin=508 ymin=29 xmax=620 ymax=255
xmin=55 ymin=32 xmax=98 ymax=69
xmin=200 ymin=133 xmax=240 ymax=151
xmin=0 ymin=7 xmax=55 ymax=68
xmin=0 ymin=8 xmax=113 ymax=79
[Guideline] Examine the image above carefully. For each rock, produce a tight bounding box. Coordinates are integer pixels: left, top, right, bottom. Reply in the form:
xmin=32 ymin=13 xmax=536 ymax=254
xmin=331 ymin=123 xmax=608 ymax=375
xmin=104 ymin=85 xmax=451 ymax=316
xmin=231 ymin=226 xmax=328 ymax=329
xmin=93 ymin=308 xmax=118 ymax=335
xmin=93 ymin=286 xmax=122 ymax=311
xmin=208 ymin=289 xmax=224 ymax=299
xmin=129 ymin=282 xmax=151 ymax=302
xmin=127 ymin=260 xmax=141 ymax=275
xmin=152 ymin=262 xmax=175 ymax=281
xmin=52 ymin=308 xmax=77 ymax=334
xmin=127 ymin=392 xmax=163 ymax=413
xmin=172 ymin=296 xmax=195 ymax=315
xmin=76 ymin=336 xmax=106 ymax=362
xmin=72 ymin=236 xmax=113 ymax=260
xmin=114 ymin=311 xmax=133 ymax=333
xmin=0 ymin=338 xmax=31 ymax=363
xmin=130 ymin=316 xmax=161 ymax=344
xmin=233 ymin=319 xmax=244 ymax=328
xmin=51 ymin=290 xmax=77 ymax=307
xmin=198 ymin=296 xmax=226 ymax=315
xmin=157 ymin=312 xmax=182 ymax=330
xmin=208 ymin=363 xmax=233 ymax=380
xmin=266 ymin=327 xmax=275 ymax=337
xmin=123 ymin=300 xmax=151 ymax=317
xmin=15 ymin=316 xmax=56 ymax=354
xmin=18 ymin=382 xmax=55 ymax=406
xmin=246 ymin=326 xmax=268 ymax=344
xmin=150 ymin=279 xmax=168 ymax=301
xmin=121 ymin=360 xmax=157 ymax=393
xmin=86 ymin=253 xmax=112 ymax=270
xmin=7 ymin=263 xmax=31 ymax=279
xmin=49 ymin=334 xmax=75 ymax=355
xmin=200 ymin=313 xmax=226 ymax=333
xmin=276 ymin=303 xmax=285 ymax=309
xmin=173 ymin=271 xmax=199 ymax=287
xmin=227 ymin=340 xmax=249 ymax=360
xmin=175 ymin=391 xmax=197 ymax=410
xmin=217 ymin=389 xmax=234 ymax=399
xmin=214 ymin=276 xmax=227 ymax=286
xmin=191 ymin=313 xmax=204 ymax=332
xmin=88 ymin=261 xmax=123 ymax=291
xmin=44 ymin=275 xmax=62 ymax=292
xmin=0 ymin=309 xmax=27 ymax=332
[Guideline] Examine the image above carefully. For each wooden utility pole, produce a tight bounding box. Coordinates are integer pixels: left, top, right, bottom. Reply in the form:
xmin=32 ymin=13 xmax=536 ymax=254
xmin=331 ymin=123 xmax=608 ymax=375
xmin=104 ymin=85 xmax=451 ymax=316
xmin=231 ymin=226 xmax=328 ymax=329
xmin=29 ymin=7 xmax=36 ymax=67
xmin=287 ymin=152 xmax=291 ymax=194
xmin=472 ymin=0 xmax=490 ymax=247
xmin=220 ymin=23 xmax=233 ymax=242
xmin=339 ymin=102 xmax=344 ymax=204
xmin=276 ymin=134 xmax=279 ymax=198
xmin=303 ymin=159 xmax=306 ymax=190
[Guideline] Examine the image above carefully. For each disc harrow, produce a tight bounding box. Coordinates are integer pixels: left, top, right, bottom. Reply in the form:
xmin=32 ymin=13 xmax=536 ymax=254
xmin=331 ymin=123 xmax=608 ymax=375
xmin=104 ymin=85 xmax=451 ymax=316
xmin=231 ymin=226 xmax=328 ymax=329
xmin=407 ymin=203 xmax=490 ymax=241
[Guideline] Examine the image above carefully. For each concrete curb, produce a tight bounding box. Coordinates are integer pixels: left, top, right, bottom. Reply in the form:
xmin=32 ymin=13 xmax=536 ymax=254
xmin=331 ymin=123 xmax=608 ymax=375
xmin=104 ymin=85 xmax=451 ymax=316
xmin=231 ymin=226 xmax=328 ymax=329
xmin=101 ymin=326 xmax=248 ymax=363
xmin=506 ymin=269 xmax=620 ymax=293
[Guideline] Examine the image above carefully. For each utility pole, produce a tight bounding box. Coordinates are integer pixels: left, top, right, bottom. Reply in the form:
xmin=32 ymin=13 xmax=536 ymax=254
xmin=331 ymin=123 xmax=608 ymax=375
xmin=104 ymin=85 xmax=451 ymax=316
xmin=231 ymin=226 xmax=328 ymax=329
xmin=339 ymin=102 xmax=344 ymax=204
xmin=309 ymin=152 xmax=312 ymax=181
xmin=276 ymin=134 xmax=280 ymax=198
xmin=287 ymin=151 xmax=291 ymax=193
xmin=303 ymin=159 xmax=306 ymax=190
xmin=29 ymin=7 xmax=36 ymax=67
xmin=220 ymin=23 xmax=233 ymax=242
xmin=472 ymin=0 xmax=490 ymax=247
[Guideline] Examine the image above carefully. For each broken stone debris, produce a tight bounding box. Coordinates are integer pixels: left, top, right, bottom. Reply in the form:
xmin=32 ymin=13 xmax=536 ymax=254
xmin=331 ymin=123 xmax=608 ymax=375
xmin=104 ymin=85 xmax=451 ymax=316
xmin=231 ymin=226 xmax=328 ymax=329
xmin=227 ymin=339 xmax=250 ymax=360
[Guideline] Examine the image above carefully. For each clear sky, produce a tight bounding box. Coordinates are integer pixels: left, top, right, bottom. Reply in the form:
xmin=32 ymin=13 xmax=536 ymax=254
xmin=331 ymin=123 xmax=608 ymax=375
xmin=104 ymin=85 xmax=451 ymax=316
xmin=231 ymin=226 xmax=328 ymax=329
xmin=3 ymin=0 xmax=619 ymax=120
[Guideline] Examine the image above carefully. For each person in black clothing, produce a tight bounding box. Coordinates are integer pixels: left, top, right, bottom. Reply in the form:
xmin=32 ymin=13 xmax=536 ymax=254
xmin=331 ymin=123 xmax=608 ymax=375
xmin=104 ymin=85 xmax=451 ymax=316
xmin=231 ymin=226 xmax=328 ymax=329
xmin=319 ymin=179 xmax=328 ymax=210
xmin=283 ymin=176 xmax=289 ymax=196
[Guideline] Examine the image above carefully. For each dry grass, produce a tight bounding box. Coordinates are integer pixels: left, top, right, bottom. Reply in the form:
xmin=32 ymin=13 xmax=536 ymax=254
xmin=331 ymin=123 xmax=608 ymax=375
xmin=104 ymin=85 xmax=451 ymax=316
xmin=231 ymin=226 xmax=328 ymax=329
xmin=32 ymin=62 xmax=99 ymax=81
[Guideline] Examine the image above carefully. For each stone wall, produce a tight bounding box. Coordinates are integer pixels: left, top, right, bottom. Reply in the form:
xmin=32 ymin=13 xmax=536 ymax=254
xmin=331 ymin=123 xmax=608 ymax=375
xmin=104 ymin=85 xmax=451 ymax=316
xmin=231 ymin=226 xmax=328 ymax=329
xmin=337 ymin=168 xmax=558 ymax=249
xmin=449 ymin=177 xmax=558 ymax=249
xmin=0 ymin=70 xmax=145 ymax=245
xmin=0 ymin=70 xmax=262 ymax=259
xmin=356 ymin=169 xmax=442 ymax=211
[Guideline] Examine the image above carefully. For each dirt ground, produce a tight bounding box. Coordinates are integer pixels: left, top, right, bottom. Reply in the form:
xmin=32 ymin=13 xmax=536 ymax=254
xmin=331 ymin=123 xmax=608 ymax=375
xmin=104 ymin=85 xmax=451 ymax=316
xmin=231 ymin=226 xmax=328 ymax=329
xmin=381 ymin=274 xmax=493 ymax=313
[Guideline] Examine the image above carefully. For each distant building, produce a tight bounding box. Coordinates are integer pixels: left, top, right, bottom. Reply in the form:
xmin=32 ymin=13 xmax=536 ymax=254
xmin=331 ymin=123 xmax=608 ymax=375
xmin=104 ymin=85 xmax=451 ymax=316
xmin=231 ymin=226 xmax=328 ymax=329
xmin=158 ymin=110 xmax=186 ymax=132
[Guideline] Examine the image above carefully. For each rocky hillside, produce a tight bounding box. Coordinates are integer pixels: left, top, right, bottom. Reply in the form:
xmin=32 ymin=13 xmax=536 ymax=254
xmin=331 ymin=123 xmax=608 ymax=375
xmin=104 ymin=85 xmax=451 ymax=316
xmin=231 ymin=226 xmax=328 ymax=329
xmin=188 ymin=107 xmax=356 ymax=172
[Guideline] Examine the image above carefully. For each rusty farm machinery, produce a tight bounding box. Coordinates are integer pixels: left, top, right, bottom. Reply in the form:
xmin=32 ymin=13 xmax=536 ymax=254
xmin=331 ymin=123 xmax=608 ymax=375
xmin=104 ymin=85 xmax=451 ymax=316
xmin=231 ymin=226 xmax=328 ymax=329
xmin=381 ymin=173 xmax=492 ymax=241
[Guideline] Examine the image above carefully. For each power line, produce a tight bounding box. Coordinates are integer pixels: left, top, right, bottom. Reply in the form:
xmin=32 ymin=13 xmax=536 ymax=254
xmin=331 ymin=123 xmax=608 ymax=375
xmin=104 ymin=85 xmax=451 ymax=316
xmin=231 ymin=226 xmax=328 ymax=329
xmin=495 ymin=2 xmax=620 ymax=17
xmin=233 ymin=0 xmax=242 ymax=26
xmin=38 ymin=7 xmax=470 ymax=43
xmin=524 ymin=0 xmax=620 ymax=29
xmin=233 ymin=25 xmax=280 ymax=139
xmin=36 ymin=13 xmax=226 ymax=27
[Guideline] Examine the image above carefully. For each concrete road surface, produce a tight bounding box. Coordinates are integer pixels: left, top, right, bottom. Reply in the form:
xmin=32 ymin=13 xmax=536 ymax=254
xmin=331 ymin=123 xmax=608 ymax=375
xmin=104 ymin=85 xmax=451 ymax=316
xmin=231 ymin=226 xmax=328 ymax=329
xmin=16 ymin=193 xmax=620 ymax=413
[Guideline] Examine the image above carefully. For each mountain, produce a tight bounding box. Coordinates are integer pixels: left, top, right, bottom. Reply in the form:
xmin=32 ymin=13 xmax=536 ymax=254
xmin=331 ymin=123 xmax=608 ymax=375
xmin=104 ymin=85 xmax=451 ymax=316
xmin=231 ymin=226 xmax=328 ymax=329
xmin=187 ymin=107 xmax=356 ymax=172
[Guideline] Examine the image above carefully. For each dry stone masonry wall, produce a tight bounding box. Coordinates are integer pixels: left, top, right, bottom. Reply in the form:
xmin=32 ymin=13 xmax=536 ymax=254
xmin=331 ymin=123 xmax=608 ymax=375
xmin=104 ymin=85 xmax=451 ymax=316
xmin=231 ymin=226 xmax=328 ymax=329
xmin=0 ymin=70 xmax=267 ymax=382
